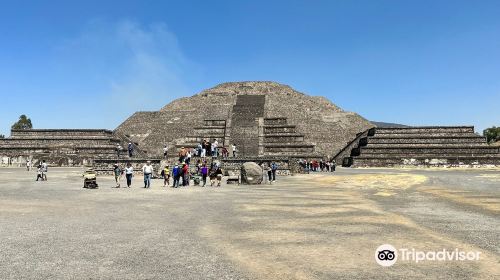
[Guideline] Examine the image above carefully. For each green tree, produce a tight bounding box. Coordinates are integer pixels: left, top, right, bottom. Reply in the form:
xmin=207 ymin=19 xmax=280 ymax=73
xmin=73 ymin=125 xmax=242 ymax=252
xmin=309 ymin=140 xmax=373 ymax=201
xmin=0 ymin=134 xmax=4 ymax=139
xmin=11 ymin=115 xmax=33 ymax=130
xmin=483 ymin=126 xmax=500 ymax=143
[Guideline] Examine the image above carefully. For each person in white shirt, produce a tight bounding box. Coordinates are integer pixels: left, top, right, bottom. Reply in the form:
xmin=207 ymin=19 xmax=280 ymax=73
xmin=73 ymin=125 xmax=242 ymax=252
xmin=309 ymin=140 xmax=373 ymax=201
xmin=231 ymin=144 xmax=237 ymax=157
xmin=125 ymin=163 xmax=134 ymax=188
xmin=163 ymin=145 xmax=168 ymax=159
xmin=41 ymin=160 xmax=48 ymax=181
xmin=213 ymin=139 xmax=219 ymax=157
xmin=186 ymin=150 xmax=192 ymax=165
xmin=142 ymin=161 xmax=154 ymax=188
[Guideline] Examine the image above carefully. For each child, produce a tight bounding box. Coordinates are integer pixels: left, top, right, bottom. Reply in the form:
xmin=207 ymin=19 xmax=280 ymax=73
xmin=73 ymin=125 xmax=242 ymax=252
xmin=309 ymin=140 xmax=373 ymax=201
xmin=209 ymin=169 xmax=217 ymax=187
xmin=215 ymin=167 xmax=223 ymax=187
xmin=162 ymin=165 xmax=170 ymax=187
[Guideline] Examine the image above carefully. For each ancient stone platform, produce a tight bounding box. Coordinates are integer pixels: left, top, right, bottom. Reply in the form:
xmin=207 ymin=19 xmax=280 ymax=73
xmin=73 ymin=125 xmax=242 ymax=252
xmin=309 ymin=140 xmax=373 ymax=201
xmin=0 ymin=129 xmax=146 ymax=166
xmin=336 ymin=126 xmax=500 ymax=167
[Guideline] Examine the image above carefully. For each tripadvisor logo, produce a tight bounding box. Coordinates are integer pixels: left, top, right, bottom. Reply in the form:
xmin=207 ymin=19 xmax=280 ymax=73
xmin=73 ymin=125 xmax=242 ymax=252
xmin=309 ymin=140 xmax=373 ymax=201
xmin=375 ymin=244 xmax=481 ymax=267
xmin=375 ymin=244 xmax=397 ymax=267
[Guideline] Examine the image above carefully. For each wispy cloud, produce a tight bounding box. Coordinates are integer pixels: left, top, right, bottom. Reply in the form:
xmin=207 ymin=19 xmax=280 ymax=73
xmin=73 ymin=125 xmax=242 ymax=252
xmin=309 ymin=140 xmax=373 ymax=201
xmin=57 ymin=19 xmax=195 ymax=113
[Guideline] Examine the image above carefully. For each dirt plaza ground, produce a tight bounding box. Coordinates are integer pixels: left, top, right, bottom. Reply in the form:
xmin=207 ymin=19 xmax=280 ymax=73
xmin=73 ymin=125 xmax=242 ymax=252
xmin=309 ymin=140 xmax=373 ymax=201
xmin=0 ymin=167 xmax=498 ymax=279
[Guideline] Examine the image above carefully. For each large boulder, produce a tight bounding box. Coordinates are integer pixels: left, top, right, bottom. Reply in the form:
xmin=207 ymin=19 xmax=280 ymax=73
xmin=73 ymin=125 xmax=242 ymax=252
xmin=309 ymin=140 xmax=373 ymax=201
xmin=240 ymin=162 xmax=263 ymax=185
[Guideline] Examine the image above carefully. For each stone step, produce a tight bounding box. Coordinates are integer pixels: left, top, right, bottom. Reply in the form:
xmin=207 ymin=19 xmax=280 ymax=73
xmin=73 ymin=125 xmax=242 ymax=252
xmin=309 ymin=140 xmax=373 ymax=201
xmin=203 ymin=120 xmax=226 ymax=126
xmin=5 ymin=136 xmax=118 ymax=140
xmin=193 ymin=126 xmax=226 ymax=130
xmin=353 ymin=157 xmax=500 ymax=166
xmin=360 ymin=147 xmax=499 ymax=154
xmin=368 ymin=137 xmax=486 ymax=144
xmin=375 ymin=126 xmax=474 ymax=134
xmin=264 ymin=126 xmax=297 ymax=134
xmin=354 ymin=153 xmax=500 ymax=159
xmin=0 ymin=139 xmax=118 ymax=147
xmin=264 ymin=135 xmax=305 ymax=143
xmin=185 ymin=136 xmax=225 ymax=144
xmin=0 ymin=145 xmax=118 ymax=150
xmin=10 ymin=129 xmax=114 ymax=138
xmin=264 ymin=118 xmax=288 ymax=125
xmin=373 ymin=133 xmax=480 ymax=138
xmin=365 ymin=143 xmax=489 ymax=148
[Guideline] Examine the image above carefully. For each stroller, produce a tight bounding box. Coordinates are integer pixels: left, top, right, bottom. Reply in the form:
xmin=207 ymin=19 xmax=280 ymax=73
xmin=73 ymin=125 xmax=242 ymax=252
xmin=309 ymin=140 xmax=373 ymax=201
xmin=83 ymin=168 xmax=99 ymax=189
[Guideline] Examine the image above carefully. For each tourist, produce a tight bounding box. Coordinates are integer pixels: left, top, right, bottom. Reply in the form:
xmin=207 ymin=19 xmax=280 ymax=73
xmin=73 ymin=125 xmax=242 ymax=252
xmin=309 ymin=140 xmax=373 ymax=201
xmin=161 ymin=165 xmax=170 ymax=187
xmin=41 ymin=160 xmax=48 ymax=181
xmin=26 ymin=159 xmax=31 ymax=171
xmin=35 ymin=164 xmax=44 ymax=181
xmin=201 ymin=139 xmax=207 ymax=158
xmin=215 ymin=166 xmax=223 ymax=187
xmin=206 ymin=141 xmax=212 ymax=159
xmin=209 ymin=168 xmax=217 ymax=187
xmin=142 ymin=161 xmax=154 ymax=188
xmin=125 ymin=163 xmax=134 ymax=188
xmin=221 ymin=146 xmax=228 ymax=159
xmin=182 ymin=162 xmax=190 ymax=186
xmin=186 ymin=149 xmax=192 ymax=165
xmin=116 ymin=144 xmax=122 ymax=158
xmin=196 ymin=142 xmax=202 ymax=157
xmin=212 ymin=139 xmax=218 ymax=157
xmin=163 ymin=145 xmax=169 ymax=159
xmin=113 ymin=163 xmax=122 ymax=188
xmin=232 ymin=144 xmax=237 ymax=157
xmin=331 ymin=160 xmax=336 ymax=172
xmin=172 ymin=163 xmax=181 ymax=188
xmin=128 ymin=142 xmax=134 ymax=157
xmin=200 ymin=163 xmax=208 ymax=187
xmin=178 ymin=147 xmax=187 ymax=163
xmin=271 ymin=161 xmax=278 ymax=182
xmin=266 ymin=163 xmax=272 ymax=184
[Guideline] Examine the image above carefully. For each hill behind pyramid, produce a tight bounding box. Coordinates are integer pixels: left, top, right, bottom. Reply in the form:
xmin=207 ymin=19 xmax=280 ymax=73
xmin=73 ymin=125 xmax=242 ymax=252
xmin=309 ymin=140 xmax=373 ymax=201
xmin=116 ymin=81 xmax=374 ymax=158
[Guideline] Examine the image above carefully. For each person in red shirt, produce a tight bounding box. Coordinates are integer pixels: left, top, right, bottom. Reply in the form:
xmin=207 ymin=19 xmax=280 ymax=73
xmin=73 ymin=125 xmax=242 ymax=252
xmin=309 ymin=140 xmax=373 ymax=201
xmin=182 ymin=163 xmax=190 ymax=186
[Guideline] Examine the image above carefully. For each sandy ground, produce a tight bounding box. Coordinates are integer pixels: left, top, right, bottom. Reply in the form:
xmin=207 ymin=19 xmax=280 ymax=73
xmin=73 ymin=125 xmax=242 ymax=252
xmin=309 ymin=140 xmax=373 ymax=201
xmin=0 ymin=167 xmax=498 ymax=279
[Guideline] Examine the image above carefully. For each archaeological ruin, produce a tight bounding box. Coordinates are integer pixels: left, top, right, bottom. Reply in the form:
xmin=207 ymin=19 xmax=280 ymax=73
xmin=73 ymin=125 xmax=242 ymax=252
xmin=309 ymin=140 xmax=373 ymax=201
xmin=0 ymin=81 xmax=498 ymax=169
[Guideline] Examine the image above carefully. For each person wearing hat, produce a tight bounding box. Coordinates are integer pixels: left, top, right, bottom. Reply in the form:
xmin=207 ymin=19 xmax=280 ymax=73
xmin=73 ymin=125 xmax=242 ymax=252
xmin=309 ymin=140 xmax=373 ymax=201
xmin=142 ymin=161 xmax=154 ymax=188
xmin=172 ymin=163 xmax=181 ymax=188
xmin=162 ymin=164 xmax=170 ymax=187
xmin=113 ymin=163 xmax=122 ymax=188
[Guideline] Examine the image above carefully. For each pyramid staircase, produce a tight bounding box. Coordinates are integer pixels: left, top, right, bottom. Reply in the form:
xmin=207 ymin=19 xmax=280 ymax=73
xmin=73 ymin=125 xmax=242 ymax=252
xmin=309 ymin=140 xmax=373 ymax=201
xmin=262 ymin=117 xmax=316 ymax=157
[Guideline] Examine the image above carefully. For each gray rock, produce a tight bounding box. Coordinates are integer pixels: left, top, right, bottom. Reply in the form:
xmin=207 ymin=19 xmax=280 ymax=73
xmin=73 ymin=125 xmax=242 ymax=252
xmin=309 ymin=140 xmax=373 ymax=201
xmin=240 ymin=162 xmax=263 ymax=184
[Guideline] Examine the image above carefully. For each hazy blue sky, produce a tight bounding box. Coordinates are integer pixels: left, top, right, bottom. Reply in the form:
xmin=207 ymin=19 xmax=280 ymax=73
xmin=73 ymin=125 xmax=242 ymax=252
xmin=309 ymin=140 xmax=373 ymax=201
xmin=1 ymin=0 xmax=499 ymax=136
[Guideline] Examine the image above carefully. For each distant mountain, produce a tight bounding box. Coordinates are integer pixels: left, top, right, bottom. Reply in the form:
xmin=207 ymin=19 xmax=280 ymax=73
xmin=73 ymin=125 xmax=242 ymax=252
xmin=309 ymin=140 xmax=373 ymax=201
xmin=370 ymin=121 xmax=409 ymax=128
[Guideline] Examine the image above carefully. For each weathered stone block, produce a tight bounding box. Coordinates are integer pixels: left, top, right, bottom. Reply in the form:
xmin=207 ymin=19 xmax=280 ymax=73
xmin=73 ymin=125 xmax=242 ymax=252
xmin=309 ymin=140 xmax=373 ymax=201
xmin=240 ymin=162 xmax=263 ymax=184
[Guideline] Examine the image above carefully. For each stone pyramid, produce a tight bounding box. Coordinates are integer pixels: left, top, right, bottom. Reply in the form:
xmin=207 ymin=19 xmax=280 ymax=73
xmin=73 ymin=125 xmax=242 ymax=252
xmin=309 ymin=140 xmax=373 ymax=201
xmin=116 ymin=81 xmax=374 ymax=159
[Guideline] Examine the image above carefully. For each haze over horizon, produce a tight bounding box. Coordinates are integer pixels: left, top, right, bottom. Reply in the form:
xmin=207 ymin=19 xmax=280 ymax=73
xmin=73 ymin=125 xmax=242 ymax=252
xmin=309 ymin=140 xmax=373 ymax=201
xmin=1 ymin=0 xmax=499 ymax=136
